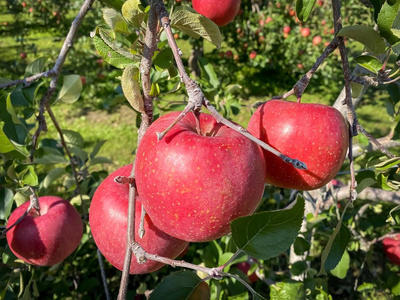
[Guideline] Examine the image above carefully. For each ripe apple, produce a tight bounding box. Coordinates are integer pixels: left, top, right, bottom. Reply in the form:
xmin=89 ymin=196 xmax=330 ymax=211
xmin=135 ymin=112 xmax=266 ymax=242
xmin=383 ymin=235 xmax=400 ymax=265
xmin=22 ymin=1 xmax=27 ymax=7
xmin=265 ymin=16 xmax=272 ymax=24
xmin=283 ymin=26 xmax=291 ymax=34
xmin=249 ymin=50 xmax=257 ymax=60
xmin=313 ymin=35 xmax=322 ymax=46
xmin=89 ymin=165 xmax=189 ymax=274
xmin=300 ymin=27 xmax=311 ymax=37
xmin=225 ymin=50 xmax=233 ymax=58
xmin=247 ymin=99 xmax=349 ymax=191
xmin=20 ymin=52 xmax=27 ymax=59
xmin=236 ymin=262 xmax=258 ymax=282
xmin=80 ymin=76 xmax=86 ymax=85
xmin=6 ymin=196 xmax=83 ymax=266
xmin=192 ymin=0 xmax=241 ymax=27
xmin=289 ymin=9 xmax=296 ymax=16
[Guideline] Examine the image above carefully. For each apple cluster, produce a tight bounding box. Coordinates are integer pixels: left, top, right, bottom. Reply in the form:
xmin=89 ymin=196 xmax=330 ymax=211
xmin=90 ymin=99 xmax=348 ymax=275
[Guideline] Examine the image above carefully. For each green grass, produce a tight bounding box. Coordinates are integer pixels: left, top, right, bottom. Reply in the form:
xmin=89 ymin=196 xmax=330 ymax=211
xmin=43 ymin=104 xmax=138 ymax=170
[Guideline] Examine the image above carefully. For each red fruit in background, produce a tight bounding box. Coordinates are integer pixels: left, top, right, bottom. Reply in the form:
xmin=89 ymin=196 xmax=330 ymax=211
xmin=313 ymin=35 xmax=322 ymax=45
xmin=135 ymin=112 xmax=266 ymax=242
xmin=297 ymin=63 xmax=304 ymax=69
xmin=265 ymin=16 xmax=272 ymax=24
xmin=289 ymin=9 xmax=296 ymax=16
xmin=321 ymin=20 xmax=326 ymax=26
xmin=225 ymin=50 xmax=233 ymax=58
xmin=249 ymin=51 xmax=257 ymax=59
xmin=317 ymin=0 xmax=324 ymax=5
xmin=6 ymin=196 xmax=83 ymax=266
xmin=20 ymin=52 xmax=27 ymax=59
xmin=22 ymin=1 xmax=27 ymax=7
xmin=236 ymin=262 xmax=258 ymax=282
xmin=247 ymin=99 xmax=349 ymax=191
xmin=28 ymin=7 xmax=33 ymax=12
xmin=89 ymin=165 xmax=188 ymax=274
xmin=283 ymin=26 xmax=291 ymax=34
xmin=383 ymin=235 xmax=400 ymax=265
xmin=300 ymin=27 xmax=311 ymax=37
xmin=80 ymin=76 xmax=86 ymax=85
xmin=192 ymin=0 xmax=241 ymax=27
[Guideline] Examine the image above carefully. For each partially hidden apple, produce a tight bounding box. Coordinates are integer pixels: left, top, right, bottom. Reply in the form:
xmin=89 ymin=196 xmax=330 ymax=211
xmin=235 ymin=262 xmax=258 ymax=282
xmin=247 ymin=99 xmax=349 ymax=190
xmin=192 ymin=0 xmax=241 ymax=27
xmin=135 ymin=111 xmax=266 ymax=242
xmin=383 ymin=235 xmax=400 ymax=265
xmin=6 ymin=196 xmax=83 ymax=266
xmin=89 ymin=165 xmax=189 ymax=274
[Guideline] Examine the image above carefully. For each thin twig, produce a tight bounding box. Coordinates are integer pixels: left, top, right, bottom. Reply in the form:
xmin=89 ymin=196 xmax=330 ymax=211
xmin=0 ymin=70 xmax=55 ymax=89
xmin=97 ymin=249 xmax=111 ymax=300
xmin=29 ymin=0 xmax=96 ymax=161
xmin=357 ymin=124 xmax=396 ymax=159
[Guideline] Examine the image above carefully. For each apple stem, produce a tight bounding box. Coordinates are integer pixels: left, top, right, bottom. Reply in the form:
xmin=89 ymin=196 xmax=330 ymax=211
xmin=114 ymin=176 xmax=135 ymax=185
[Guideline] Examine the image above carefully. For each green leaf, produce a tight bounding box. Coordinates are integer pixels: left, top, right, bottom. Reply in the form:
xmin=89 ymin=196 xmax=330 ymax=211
xmin=393 ymin=40 xmax=400 ymax=55
xmin=231 ymin=196 xmax=305 ymax=260
xmin=149 ymin=271 xmax=205 ymax=300
xmin=121 ymin=0 xmax=146 ymax=28
xmin=154 ymin=48 xmax=174 ymax=70
xmin=93 ymin=35 xmax=136 ymax=69
xmin=374 ymin=157 xmax=400 ymax=171
xmin=6 ymin=94 xmax=21 ymax=125
xmin=319 ymin=222 xmax=351 ymax=275
xmin=90 ymin=156 xmax=113 ymax=166
xmin=34 ymin=154 xmax=68 ymax=164
xmin=103 ymin=8 xmax=129 ymax=37
xmin=0 ymin=122 xmax=29 ymax=157
xmin=0 ymin=188 xmax=14 ymax=220
xmin=337 ymin=25 xmax=387 ymax=54
xmin=56 ymin=75 xmax=82 ymax=104
xmin=171 ymin=9 xmax=222 ymax=48
xmin=149 ymin=83 xmax=160 ymax=96
xmin=22 ymin=165 xmax=38 ymax=186
xmin=293 ymin=236 xmax=311 ymax=255
xmin=355 ymin=55 xmax=383 ymax=74
xmin=377 ymin=0 xmax=400 ymax=45
xmin=330 ymin=250 xmax=350 ymax=279
xmin=70 ymin=146 xmax=88 ymax=162
xmin=43 ymin=167 xmax=67 ymax=188
xmin=198 ymin=57 xmax=220 ymax=88
xmin=370 ymin=0 xmax=385 ymax=22
xmin=99 ymin=0 xmax=124 ymax=10
xmin=291 ymin=261 xmax=308 ymax=276
xmin=90 ymin=140 xmax=107 ymax=159
xmin=270 ymin=281 xmax=305 ymax=300
xmin=25 ymin=57 xmax=48 ymax=76
xmin=388 ymin=82 xmax=400 ymax=104
xmin=62 ymin=129 xmax=84 ymax=148
xmin=121 ymin=64 xmax=145 ymax=113
xmin=295 ymin=0 xmax=317 ymax=22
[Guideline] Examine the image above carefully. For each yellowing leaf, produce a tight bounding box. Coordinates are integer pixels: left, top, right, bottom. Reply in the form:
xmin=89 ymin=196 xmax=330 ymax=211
xmin=121 ymin=64 xmax=145 ymax=113
xmin=122 ymin=0 xmax=146 ymax=28
xmin=171 ymin=9 xmax=222 ymax=48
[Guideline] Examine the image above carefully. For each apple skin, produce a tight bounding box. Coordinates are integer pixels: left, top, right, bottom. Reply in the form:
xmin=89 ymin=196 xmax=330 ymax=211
xmin=192 ymin=0 xmax=241 ymax=27
xmin=383 ymin=235 xmax=400 ymax=265
xmin=6 ymin=196 xmax=83 ymax=266
xmin=247 ymin=100 xmax=349 ymax=191
xmin=135 ymin=112 xmax=266 ymax=242
xmin=89 ymin=165 xmax=189 ymax=274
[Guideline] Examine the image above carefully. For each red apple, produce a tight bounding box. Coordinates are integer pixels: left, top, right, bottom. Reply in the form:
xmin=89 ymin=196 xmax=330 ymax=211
xmin=89 ymin=165 xmax=189 ymax=274
xmin=265 ymin=16 xmax=272 ymax=24
xmin=313 ymin=35 xmax=322 ymax=45
xmin=28 ymin=7 xmax=33 ymax=12
xmin=289 ymin=9 xmax=296 ymax=16
xmin=236 ymin=262 xmax=258 ymax=282
xmin=135 ymin=112 xmax=266 ymax=242
xmin=192 ymin=0 xmax=241 ymax=27
xmin=300 ymin=27 xmax=311 ymax=37
xmin=20 ymin=52 xmax=27 ymax=59
xmin=383 ymin=235 xmax=400 ymax=265
xmin=247 ymin=100 xmax=349 ymax=191
xmin=297 ymin=63 xmax=304 ymax=69
xmin=22 ymin=1 xmax=27 ymax=7
xmin=249 ymin=51 xmax=257 ymax=60
xmin=225 ymin=50 xmax=233 ymax=58
xmin=283 ymin=26 xmax=291 ymax=34
xmin=6 ymin=196 xmax=83 ymax=266
xmin=80 ymin=76 xmax=86 ymax=85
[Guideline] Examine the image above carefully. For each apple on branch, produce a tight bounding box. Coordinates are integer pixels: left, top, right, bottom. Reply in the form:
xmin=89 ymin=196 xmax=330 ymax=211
xmin=6 ymin=196 xmax=83 ymax=266
xmin=89 ymin=165 xmax=189 ymax=274
xmin=192 ymin=0 xmax=241 ymax=27
xmin=383 ymin=235 xmax=400 ymax=265
xmin=247 ymin=99 xmax=349 ymax=191
xmin=135 ymin=111 xmax=266 ymax=242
